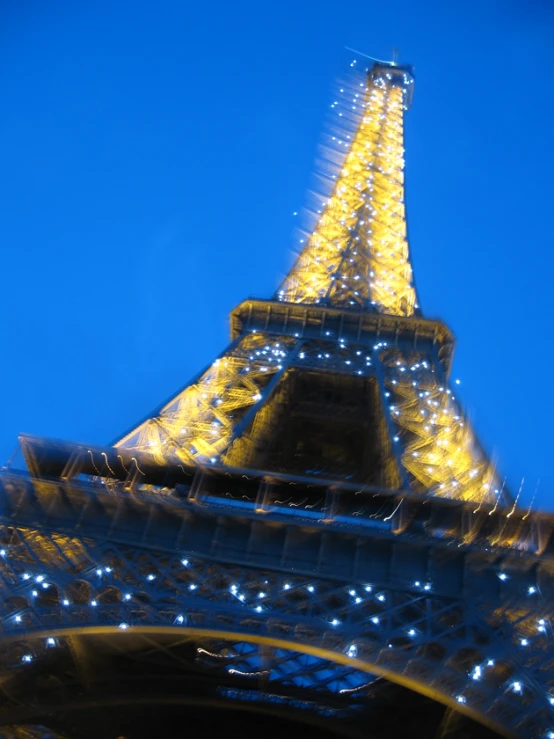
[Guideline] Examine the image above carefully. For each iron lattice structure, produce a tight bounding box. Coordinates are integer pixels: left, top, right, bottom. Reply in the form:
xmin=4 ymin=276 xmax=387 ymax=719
xmin=1 ymin=60 xmax=553 ymax=739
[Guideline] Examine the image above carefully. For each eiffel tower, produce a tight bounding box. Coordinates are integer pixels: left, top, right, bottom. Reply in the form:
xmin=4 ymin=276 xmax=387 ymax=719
xmin=1 ymin=57 xmax=553 ymax=739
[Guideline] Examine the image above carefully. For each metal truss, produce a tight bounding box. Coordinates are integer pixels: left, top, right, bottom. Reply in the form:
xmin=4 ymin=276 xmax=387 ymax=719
xmin=113 ymin=321 xmax=504 ymax=506
xmin=1 ymin=505 xmax=554 ymax=739
xmin=1 ymin=57 xmax=543 ymax=739
xmin=277 ymin=63 xmax=417 ymax=316
xmin=115 ymin=334 xmax=301 ymax=464
xmin=379 ymin=348 xmax=505 ymax=505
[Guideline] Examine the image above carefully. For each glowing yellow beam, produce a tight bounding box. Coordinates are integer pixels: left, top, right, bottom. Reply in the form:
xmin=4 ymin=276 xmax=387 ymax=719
xmin=383 ymin=352 xmax=499 ymax=504
xmin=1 ymin=625 xmax=514 ymax=739
xmin=115 ymin=336 xmax=296 ymax=466
xmin=278 ymin=71 xmax=417 ymax=316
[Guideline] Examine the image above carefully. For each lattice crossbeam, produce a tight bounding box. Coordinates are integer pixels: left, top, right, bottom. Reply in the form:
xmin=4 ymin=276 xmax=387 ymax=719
xmin=278 ymin=67 xmax=417 ymax=316
xmin=116 ymin=335 xmax=299 ymax=465
xmin=1 ymin=524 xmax=554 ymax=737
xmin=379 ymin=349 xmax=503 ymax=504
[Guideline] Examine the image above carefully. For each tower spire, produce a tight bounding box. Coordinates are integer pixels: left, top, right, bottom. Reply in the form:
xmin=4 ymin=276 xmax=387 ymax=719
xmin=277 ymin=62 xmax=417 ymax=317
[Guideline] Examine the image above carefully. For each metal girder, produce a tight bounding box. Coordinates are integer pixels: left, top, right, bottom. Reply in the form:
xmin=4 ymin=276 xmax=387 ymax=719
xmin=86 ymin=320 xmax=500 ymax=506
xmin=1 ymin=495 xmax=554 ymax=738
xmin=277 ymin=65 xmax=417 ymax=316
xmin=229 ymin=299 xmax=455 ymax=371
xmin=1 ymin=57 xmax=546 ymax=739
xmin=3 ymin=440 xmax=546 ymax=559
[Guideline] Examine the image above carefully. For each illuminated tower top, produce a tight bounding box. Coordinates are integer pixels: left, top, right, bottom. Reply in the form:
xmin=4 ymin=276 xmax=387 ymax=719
xmin=112 ymin=57 xmax=508 ymax=509
xmin=277 ymin=61 xmax=418 ymax=317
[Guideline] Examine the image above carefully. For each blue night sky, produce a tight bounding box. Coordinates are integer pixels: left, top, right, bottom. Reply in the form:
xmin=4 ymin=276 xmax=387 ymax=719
xmin=1 ymin=0 xmax=553 ymax=509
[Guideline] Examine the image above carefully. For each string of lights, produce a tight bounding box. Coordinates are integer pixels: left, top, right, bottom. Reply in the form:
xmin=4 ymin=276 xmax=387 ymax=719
xmin=277 ymin=64 xmax=417 ymax=316
xmin=1 ymin=523 xmax=553 ymax=737
xmin=1 ymin=54 xmax=549 ymax=739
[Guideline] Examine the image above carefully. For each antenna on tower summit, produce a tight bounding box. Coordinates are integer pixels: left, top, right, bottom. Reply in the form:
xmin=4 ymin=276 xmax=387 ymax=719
xmin=344 ymin=46 xmax=399 ymax=66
